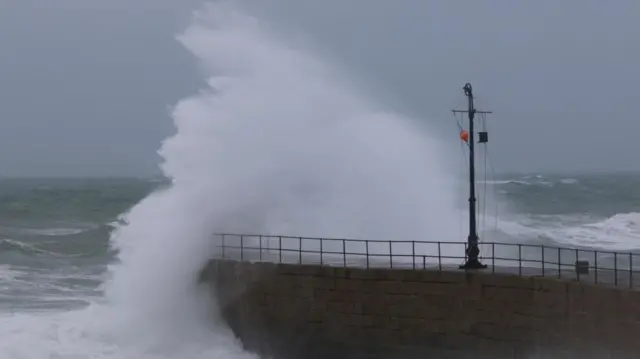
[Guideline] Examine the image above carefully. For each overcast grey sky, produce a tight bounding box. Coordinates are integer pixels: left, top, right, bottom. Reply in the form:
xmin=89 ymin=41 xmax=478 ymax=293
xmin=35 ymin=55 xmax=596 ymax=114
xmin=1 ymin=0 xmax=639 ymax=176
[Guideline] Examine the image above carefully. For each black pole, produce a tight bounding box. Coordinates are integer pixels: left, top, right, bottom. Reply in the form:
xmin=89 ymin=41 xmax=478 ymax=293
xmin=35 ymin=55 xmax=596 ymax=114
xmin=460 ymin=83 xmax=487 ymax=270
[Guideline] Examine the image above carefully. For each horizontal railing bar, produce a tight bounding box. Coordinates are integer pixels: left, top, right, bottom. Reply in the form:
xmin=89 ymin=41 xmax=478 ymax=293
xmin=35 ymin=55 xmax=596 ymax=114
xmin=215 ymin=235 xmax=639 ymax=256
xmin=213 ymin=233 xmax=640 ymax=290
xmin=214 ymin=233 xmax=640 ymax=256
xmin=216 ymin=250 xmax=636 ymax=265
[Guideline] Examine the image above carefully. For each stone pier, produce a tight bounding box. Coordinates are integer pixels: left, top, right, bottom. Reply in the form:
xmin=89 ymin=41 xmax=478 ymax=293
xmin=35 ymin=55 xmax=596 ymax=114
xmin=201 ymin=259 xmax=640 ymax=359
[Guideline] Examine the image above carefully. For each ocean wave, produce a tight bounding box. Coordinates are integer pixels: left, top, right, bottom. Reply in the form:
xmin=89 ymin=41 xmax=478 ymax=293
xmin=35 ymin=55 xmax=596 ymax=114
xmin=1 ymin=222 xmax=116 ymax=239
xmin=0 ymin=304 xmax=257 ymax=358
xmin=482 ymin=179 xmax=556 ymax=187
xmin=0 ymin=238 xmax=97 ymax=258
xmin=482 ymin=177 xmax=577 ymax=187
xmin=496 ymin=212 xmax=640 ymax=252
xmin=0 ymin=223 xmax=101 ymax=238
xmin=21 ymin=228 xmax=90 ymax=236
xmin=0 ymin=239 xmax=67 ymax=257
xmin=482 ymin=180 xmax=531 ymax=185
xmin=0 ymin=264 xmax=20 ymax=282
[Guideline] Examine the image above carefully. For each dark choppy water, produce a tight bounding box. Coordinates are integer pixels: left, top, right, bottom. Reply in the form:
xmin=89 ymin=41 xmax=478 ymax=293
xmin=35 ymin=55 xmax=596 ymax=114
xmin=482 ymin=172 xmax=640 ymax=251
xmin=0 ymin=177 xmax=162 ymax=311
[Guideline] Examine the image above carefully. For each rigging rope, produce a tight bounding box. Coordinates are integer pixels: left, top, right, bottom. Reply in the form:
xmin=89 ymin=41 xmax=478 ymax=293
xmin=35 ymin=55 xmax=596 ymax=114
xmin=453 ymin=105 xmax=500 ymax=243
xmin=455 ymin=111 xmax=468 ymax=242
xmin=486 ymin=145 xmax=500 ymax=235
xmin=457 ymin=113 xmax=469 ymax=267
xmin=478 ymin=111 xmax=500 ymax=238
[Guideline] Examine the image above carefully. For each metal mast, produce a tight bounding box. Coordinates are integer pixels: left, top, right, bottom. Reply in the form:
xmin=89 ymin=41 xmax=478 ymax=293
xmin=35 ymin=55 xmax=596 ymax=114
xmin=453 ymin=83 xmax=490 ymax=270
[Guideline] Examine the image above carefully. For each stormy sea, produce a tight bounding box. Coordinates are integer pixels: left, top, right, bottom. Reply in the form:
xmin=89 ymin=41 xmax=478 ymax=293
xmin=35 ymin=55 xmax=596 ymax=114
xmin=1 ymin=2 xmax=637 ymax=358
xmin=0 ymin=173 xmax=637 ymax=357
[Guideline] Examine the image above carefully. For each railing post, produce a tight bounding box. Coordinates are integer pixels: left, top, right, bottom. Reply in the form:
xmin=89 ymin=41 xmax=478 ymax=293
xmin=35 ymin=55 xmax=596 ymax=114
xmin=594 ymin=250 xmax=598 ymax=284
xmin=423 ymin=255 xmax=426 ymax=269
xmin=575 ymin=249 xmax=579 ymax=281
xmin=365 ymin=240 xmax=370 ymax=268
xmin=221 ymin=234 xmax=226 ymax=259
xmin=518 ymin=244 xmax=522 ymax=276
xmin=614 ymin=252 xmax=618 ymax=287
xmin=492 ymin=242 xmax=495 ymax=274
xmin=320 ymin=238 xmax=323 ymax=265
xmin=557 ymin=247 xmax=561 ymax=279
xmin=299 ymin=237 xmax=302 ymax=264
xmin=259 ymin=235 xmax=263 ymax=261
xmin=630 ymin=253 xmax=633 ymax=289
xmin=412 ymin=241 xmax=416 ymax=270
xmin=541 ymin=245 xmax=545 ymax=276
xmin=279 ymin=236 xmax=282 ymax=263
xmin=389 ymin=240 xmax=393 ymax=269
xmin=438 ymin=242 xmax=442 ymax=271
xmin=240 ymin=235 xmax=244 ymax=261
xmin=343 ymin=239 xmax=346 ymax=267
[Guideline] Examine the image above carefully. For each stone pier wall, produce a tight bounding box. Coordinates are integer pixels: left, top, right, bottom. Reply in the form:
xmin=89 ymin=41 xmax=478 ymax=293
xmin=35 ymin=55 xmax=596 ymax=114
xmin=201 ymin=260 xmax=640 ymax=359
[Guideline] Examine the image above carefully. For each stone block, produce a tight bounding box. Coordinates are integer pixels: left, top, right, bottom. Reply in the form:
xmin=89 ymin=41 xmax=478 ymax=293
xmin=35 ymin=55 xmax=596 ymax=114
xmin=412 ymin=302 xmax=450 ymax=320
xmin=314 ymin=289 xmax=345 ymax=302
xmin=423 ymin=270 xmax=467 ymax=284
xmin=326 ymin=301 xmax=361 ymax=315
xmin=310 ymin=276 xmax=336 ymax=290
xmin=361 ymin=296 xmax=390 ymax=316
xmin=533 ymin=277 xmax=569 ymax=293
xmin=483 ymin=286 xmax=534 ymax=303
xmin=335 ymin=278 xmax=363 ymax=292
xmin=480 ymin=274 xmax=535 ymax=290
xmin=374 ymin=280 xmax=407 ymax=294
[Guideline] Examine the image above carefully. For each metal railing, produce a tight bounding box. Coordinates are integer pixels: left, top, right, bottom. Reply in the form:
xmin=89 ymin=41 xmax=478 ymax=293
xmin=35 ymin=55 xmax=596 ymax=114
xmin=213 ymin=233 xmax=640 ymax=289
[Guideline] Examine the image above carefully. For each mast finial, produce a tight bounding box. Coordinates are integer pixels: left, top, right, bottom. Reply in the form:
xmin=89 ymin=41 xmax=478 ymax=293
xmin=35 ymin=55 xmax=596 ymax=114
xmin=463 ymin=83 xmax=472 ymax=97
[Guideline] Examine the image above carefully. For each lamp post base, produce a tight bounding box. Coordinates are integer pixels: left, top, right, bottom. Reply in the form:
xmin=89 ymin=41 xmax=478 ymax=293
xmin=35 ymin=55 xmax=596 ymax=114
xmin=459 ymin=258 xmax=487 ymax=270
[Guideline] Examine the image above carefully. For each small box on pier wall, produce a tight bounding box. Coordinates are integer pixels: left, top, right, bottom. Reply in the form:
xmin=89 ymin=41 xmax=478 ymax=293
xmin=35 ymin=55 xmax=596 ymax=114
xmin=575 ymin=260 xmax=590 ymax=274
